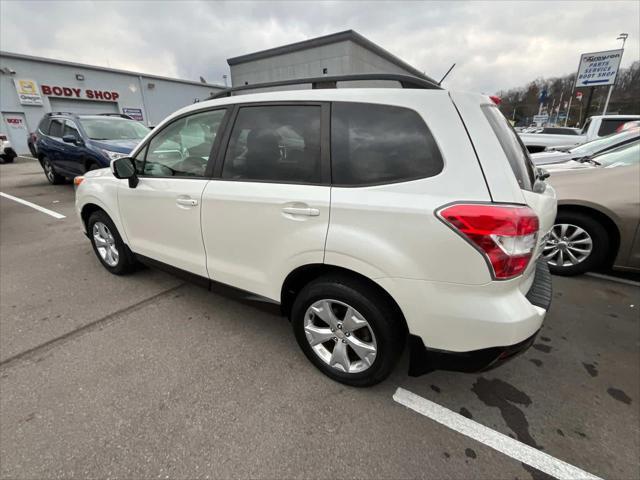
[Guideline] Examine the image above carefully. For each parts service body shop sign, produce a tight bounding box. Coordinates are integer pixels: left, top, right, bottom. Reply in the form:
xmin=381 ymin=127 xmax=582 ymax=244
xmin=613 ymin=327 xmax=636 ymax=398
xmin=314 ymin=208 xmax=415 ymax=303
xmin=41 ymin=85 xmax=120 ymax=101
xmin=575 ymin=49 xmax=623 ymax=88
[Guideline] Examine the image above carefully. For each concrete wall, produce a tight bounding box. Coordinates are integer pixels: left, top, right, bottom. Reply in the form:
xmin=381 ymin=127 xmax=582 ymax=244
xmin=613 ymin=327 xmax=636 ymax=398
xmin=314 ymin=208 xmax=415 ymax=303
xmin=230 ymin=40 xmax=421 ymax=87
xmin=0 ymin=54 xmax=223 ymax=153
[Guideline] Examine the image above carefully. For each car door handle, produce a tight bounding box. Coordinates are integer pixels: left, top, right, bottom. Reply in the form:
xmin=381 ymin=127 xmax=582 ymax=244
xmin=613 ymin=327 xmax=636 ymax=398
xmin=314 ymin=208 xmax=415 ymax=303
xmin=176 ymin=198 xmax=198 ymax=207
xmin=282 ymin=207 xmax=320 ymax=216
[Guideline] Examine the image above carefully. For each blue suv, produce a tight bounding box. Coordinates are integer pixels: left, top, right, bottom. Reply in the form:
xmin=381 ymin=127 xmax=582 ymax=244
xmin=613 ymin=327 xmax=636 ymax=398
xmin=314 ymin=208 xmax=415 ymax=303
xmin=35 ymin=112 xmax=150 ymax=184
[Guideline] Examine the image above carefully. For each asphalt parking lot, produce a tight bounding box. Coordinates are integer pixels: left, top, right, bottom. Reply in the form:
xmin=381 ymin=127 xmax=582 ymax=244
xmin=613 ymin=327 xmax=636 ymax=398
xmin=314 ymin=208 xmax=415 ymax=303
xmin=1 ymin=157 xmax=639 ymax=480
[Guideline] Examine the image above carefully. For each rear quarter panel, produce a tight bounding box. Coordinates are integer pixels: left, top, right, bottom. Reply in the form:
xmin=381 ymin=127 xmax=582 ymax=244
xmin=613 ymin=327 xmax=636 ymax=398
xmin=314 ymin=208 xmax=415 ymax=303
xmin=325 ymin=90 xmax=493 ymax=285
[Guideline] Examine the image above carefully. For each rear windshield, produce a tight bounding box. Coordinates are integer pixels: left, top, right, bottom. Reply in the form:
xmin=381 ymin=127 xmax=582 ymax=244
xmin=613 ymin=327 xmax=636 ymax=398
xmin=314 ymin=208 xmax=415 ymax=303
xmin=482 ymin=104 xmax=535 ymax=190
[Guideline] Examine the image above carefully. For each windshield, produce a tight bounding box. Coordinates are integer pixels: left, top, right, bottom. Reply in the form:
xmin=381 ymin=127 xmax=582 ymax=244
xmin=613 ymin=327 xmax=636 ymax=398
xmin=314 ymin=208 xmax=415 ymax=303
xmin=79 ymin=117 xmax=149 ymax=140
xmin=569 ymin=130 xmax=639 ymax=156
xmin=593 ymin=141 xmax=640 ymax=168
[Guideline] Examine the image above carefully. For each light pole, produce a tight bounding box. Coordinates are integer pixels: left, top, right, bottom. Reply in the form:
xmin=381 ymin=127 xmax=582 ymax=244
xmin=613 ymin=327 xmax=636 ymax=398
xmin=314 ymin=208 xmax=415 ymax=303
xmin=602 ymin=33 xmax=628 ymax=115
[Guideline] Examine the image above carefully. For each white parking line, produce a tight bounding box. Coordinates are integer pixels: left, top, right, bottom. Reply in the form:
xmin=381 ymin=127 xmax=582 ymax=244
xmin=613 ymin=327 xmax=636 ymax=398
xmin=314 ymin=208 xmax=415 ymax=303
xmin=0 ymin=192 xmax=66 ymax=219
xmin=585 ymin=272 xmax=640 ymax=287
xmin=393 ymin=388 xmax=602 ymax=480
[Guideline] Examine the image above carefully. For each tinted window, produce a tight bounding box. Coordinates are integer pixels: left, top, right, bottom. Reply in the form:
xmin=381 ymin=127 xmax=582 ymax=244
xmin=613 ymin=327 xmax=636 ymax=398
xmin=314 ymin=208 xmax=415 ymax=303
xmin=63 ymin=120 xmax=80 ymax=138
xmin=49 ymin=119 xmax=64 ymax=138
xmin=541 ymin=127 xmax=577 ymax=135
xmin=598 ymin=119 xmax=634 ymax=137
xmin=482 ymin=104 xmax=535 ymax=190
xmin=222 ymin=106 xmax=322 ymax=184
xmin=144 ymin=109 xmax=226 ymax=177
xmin=331 ymin=102 xmax=443 ymax=186
xmin=38 ymin=117 xmax=50 ymax=134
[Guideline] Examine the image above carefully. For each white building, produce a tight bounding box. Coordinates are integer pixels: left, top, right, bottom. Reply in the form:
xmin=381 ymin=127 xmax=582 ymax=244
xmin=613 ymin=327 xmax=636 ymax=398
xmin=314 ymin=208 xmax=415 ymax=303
xmin=0 ymin=51 xmax=224 ymax=154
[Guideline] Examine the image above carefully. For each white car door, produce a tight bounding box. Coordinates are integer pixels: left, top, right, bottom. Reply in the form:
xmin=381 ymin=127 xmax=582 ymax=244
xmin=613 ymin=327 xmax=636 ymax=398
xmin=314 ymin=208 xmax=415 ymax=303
xmin=118 ymin=108 xmax=229 ymax=277
xmin=201 ymin=103 xmax=330 ymax=301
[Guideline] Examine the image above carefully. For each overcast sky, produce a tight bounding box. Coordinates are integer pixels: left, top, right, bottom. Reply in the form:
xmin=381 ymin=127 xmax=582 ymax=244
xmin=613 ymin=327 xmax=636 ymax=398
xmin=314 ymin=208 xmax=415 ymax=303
xmin=1 ymin=0 xmax=638 ymax=93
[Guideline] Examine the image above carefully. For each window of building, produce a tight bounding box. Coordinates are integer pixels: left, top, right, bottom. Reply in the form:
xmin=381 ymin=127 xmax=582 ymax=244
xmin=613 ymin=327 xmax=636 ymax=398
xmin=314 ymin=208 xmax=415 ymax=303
xmin=222 ymin=105 xmax=322 ymax=184
xmin=331 ymin=102 xmax=443 ymax=186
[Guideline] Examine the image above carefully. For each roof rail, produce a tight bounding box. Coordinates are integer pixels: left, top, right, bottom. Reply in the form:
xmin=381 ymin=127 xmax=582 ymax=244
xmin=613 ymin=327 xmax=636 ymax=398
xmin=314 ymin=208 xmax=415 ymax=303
xmin=97 ymin=113 xmax=134 ymax=120
xmin=45 ymin=111 xmax=74 ymax=117
xmin=209 ymin=73 xmax=442 ymax=99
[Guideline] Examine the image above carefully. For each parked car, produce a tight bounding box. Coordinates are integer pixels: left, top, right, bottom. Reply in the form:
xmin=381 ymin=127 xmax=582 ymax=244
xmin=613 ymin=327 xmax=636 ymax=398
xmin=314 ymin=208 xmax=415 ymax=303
xmin=27 ymin=131 xmax=38 ymax=156
xmin=75 ymin=75 xmax=556 ymax=386
xmin=544 ymin=140 xmax=640 ymax=275
xmin=531 ymin=128 xmax=640 ymax=166
xmin=520 ymin=115 xmax=640 ymax=153
xmin=35 ymin=113 xmax=149 ymax=184
xmin=0 ymin=133 xmax=17 ymax=163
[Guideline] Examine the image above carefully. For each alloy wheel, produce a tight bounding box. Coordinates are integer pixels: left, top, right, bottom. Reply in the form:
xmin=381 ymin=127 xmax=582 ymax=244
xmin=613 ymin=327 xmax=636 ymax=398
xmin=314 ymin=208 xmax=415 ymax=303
xmin=303 ymin=299 xmax=377 ymax=374
xmin=43 ymin=159 xmax=55 ymax=182
xmin=92 ymin=221 xmax=119 ymax=267
xmin=543 ymin=223 xmax=593 ymax=267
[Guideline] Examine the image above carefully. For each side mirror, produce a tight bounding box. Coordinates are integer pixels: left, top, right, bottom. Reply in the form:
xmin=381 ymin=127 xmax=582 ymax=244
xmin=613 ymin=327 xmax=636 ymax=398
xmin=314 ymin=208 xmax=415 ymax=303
xmin=111 ymin=157 xmax=139 ymax=188
xmin=62 ymin=134 xmax=80 ymax=145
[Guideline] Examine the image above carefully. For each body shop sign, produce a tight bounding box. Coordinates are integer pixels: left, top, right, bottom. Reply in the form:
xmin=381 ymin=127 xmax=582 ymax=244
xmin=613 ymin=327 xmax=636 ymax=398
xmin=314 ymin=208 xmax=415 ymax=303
xmin=575 ymin=49 xmax=623 ymax=88
xmin=41 ymin=85 xmax=119 ymax=101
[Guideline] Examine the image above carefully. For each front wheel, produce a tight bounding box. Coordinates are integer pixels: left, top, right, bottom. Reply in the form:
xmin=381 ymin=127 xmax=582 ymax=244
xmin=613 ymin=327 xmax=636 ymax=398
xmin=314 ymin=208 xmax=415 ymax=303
xmin=543 ymin=212 xmax=610 ymax=276
xmin=291 ymin=275 xmax=404 ymax=387
xmin=88 ymin=210 xmax=137 ymax=275
xmin=41 ymin=157 xmax=65 ymax=184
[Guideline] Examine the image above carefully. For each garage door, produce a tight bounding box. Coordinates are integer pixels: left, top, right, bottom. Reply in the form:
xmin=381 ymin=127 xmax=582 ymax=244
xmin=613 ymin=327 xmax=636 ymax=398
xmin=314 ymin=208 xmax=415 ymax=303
xmin=49 ymin=98 xmax=118 ymax=115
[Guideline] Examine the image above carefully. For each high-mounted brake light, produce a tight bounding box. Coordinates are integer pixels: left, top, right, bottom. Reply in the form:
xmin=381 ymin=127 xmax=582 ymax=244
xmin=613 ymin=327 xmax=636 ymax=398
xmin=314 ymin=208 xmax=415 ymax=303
xmin=438 ymin=203 xmax=539 ymax=280
xmin=489 ymin=95 xmax=502 ymax=105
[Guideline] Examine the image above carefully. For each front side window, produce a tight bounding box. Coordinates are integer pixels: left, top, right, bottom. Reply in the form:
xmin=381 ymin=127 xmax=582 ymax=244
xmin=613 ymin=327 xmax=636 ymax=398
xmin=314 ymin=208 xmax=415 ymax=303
xmin=222 ymin=105 xmax=322 ymax=184
xmin=143 ymin=109 xmax=226 ymax=177
xmin=63 ymin=120 xmax=80 ymax=139
xmin=331 ymin=102 xmax=443 ymax=186
xmin=48 ymin=119 xmax=64 ymax=138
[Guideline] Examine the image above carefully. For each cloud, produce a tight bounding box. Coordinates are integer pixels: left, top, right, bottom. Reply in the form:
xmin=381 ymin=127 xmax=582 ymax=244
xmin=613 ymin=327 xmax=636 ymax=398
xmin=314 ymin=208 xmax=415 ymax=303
xmin=1 ymin=0 xmax=638 ymax=93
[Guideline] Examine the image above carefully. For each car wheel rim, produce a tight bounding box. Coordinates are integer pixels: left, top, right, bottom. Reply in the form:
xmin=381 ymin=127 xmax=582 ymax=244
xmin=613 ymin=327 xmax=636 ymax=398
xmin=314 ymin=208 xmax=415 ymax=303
xmin=304 ymin=299 xmax=377 ymax=374
xmin=43 ymin=160 xmax=54 ymax=181
xmin=543 ymin=223 xmax=593 ymax=267
xmin=92 ymin=222 xmax=119 ymax=267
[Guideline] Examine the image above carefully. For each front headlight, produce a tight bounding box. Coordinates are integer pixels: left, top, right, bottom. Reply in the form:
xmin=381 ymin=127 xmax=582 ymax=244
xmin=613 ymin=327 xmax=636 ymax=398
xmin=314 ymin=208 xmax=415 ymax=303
xmin=101 ymin=149 xmax=129 ymax=161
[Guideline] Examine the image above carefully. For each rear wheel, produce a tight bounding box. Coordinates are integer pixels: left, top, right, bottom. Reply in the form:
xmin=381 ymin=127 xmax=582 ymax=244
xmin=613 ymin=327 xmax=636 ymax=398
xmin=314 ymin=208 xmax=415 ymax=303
xmin=88 ymin=210 xmax=137 ymax=275
xmin=41 ymin=157 xmax=65 ymax=184
xmin=543 ymin=211 xmax=609 ymax=276
xmin=291 ymin=275 xmax=404 ymax=387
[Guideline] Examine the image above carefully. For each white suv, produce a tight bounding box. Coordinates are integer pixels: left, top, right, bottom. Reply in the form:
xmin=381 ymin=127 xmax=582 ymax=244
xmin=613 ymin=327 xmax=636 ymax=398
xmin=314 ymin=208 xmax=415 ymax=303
xmin=75 ymin=75 xmax=557 ymax=386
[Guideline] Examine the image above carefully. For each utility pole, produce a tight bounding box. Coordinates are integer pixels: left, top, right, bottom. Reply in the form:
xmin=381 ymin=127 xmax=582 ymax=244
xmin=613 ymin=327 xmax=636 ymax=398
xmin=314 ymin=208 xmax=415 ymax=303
xmin=602 ymin=33 xmax=628 ymax=115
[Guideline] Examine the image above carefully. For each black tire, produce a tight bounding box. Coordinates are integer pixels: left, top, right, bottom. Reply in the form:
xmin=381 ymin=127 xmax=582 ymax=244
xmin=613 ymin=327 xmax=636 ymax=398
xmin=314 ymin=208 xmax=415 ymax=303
xmin=87 ymin=210 xmax=137 ymax=275
xmin=546 ymin=211 xmax=610 ymax=276
xmin=85 ymin=161 xmax=100 ymax=172
xmin=41 ymin=156 xmax=65 ymax=184
xmin=28 ymin=144 xmax=37 ymax=157
xmin=291 ymin=274 xmax=404 ymax=387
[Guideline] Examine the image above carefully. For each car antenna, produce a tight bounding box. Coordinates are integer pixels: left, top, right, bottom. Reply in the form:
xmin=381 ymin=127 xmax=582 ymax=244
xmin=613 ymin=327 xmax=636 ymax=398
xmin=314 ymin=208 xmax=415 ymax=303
xmin=438 ymin=63 xmax=456 ymax=86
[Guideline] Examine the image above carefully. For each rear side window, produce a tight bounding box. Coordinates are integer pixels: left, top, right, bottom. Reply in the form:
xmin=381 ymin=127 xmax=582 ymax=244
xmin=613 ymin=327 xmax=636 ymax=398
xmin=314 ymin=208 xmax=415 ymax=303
xmin=48 ymin=119 xmax=64 ymax=138
xmin=222 ymin=106 xmax=322 ymax=184
xmin=481 ymin=104 xmax=535 ymax=190
xmin=331 ymin=102 xmax=443 ymax=186
xmin=598 ymin=119 xmax=633 ymax=136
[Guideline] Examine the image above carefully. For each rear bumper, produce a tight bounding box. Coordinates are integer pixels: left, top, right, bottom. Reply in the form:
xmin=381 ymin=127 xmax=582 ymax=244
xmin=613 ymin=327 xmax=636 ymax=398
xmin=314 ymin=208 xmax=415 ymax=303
xmin=406 ymin=260 xmax=552 ymax=376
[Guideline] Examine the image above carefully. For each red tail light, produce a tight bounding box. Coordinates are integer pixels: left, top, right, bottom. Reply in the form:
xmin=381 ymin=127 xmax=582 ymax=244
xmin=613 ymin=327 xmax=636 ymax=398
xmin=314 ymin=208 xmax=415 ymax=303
xmin=489 ymin=95 xmax=502 ymax=105
xmin=0 ymin=134 xmax=7 ymax=141
xmin=438 ymin=203 xmax=539 ymax=280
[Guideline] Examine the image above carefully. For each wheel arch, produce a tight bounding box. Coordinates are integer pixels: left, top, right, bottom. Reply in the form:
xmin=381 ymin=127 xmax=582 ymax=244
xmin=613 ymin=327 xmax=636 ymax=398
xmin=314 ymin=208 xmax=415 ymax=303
xmin=280 ymin=263 xmax=408 ymax=336
xmin=556 ymin=203 xmax=621 ymax=267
